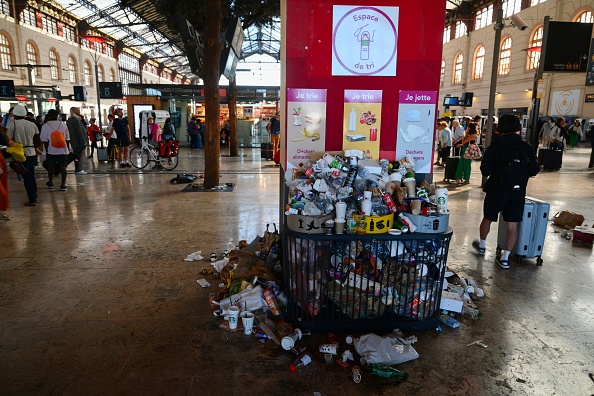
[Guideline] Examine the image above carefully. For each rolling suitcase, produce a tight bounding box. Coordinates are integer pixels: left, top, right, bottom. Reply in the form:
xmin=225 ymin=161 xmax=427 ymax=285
xmin=96 ymin=147 xmax=109 ymax=162
xmin=496 ymin=196 xmax=549 ymax=265
xmin=261 ymin=142 xmax=273 ymax=160
xmin=542 ymin=148 xmax=562 ymax=171
xmin=444 ymin=156 xmax=460 ymax=181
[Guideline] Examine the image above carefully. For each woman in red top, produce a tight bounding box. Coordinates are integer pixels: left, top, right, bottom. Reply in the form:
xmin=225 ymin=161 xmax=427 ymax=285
xmin=87 ymin=118 xmax=101 ymax=158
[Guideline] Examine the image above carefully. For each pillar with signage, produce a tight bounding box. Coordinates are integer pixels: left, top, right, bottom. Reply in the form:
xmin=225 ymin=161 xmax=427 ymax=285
xmin=282 ymin=0 xmax=446 ymax=172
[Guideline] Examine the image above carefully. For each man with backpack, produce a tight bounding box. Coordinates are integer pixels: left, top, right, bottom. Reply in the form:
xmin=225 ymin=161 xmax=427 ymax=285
xmin=471 ymin=114 xmax=540 ymax=269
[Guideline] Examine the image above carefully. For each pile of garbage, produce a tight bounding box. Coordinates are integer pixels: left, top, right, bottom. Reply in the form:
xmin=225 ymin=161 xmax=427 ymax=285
xmin=285 ymin=150 xmax=449 ymax=235
xmin=438 ymin=271 xmax=486 ymax=330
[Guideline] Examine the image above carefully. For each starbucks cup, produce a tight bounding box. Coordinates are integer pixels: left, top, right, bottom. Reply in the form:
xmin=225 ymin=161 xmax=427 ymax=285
xmin=436 ymin=188 xmax=449 ymax=215
xmin=228 ymin=306 xmax=240 ymax=330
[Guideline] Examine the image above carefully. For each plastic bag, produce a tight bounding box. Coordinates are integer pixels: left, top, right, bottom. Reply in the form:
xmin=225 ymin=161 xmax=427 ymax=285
xmin=354 ymin=333 xmax=419 ymax=365
xmin=213 ymin=285 xmax=267 ymax=317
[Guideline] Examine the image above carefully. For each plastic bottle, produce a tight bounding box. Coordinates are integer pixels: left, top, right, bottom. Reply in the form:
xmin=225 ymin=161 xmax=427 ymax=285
xmin=398 ymin=213 xmax=418 ymax=233
xmin=381 ymin=191 xmax=397 ymax=213
xmin=349 ymin=108 xmax=357 ymax=132
xmin=392 ymin=219 xmax=409 ymax=233
xmin=369 ymin=364 xmax=409 ymax=380
xmin=289 ymin=352 xmax=313 ymax=372
xmin=298 ymin=162 xmax=315 ymax=178
xmin=263 ymin=288 xmax=281 ymax=316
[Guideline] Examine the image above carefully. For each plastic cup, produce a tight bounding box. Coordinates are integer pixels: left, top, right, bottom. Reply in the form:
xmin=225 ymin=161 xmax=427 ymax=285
xmin=389 ymin=172 xmax=402 ymax=186
xmin=335 ymin=220 xmax=346 ymax=234
xmin=436 ymin=188 xmax=449 ymax=215
xmin=335 ymin=202 xmax=347 ymax=221
xmin=228 ymin=306 xmax=240 ymax=330
xmin=240 ymin=311 xmax=255 ymax=335
xmin=403 ymin=177 xmax=416 ymax=198
xmin=363 ymin=191 xmax=372 ymax=200
xmin=281 ymin=328 xmax=302 ymax=350
xmin=361 ymin=200 xmax=372 ymax=216
xmin=410 ymin=200 xmax=422 ymax=215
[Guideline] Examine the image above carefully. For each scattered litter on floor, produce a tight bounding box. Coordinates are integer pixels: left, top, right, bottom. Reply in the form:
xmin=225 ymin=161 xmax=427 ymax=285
xmin=181 ymin=183 xmax=235 ymax=192
xmin=170 ymin=173 xmax=198 ymax=184
xmin=184 ymin=250 xmax=203 ymax=262
xmin=467 ymin=340 xmax=488 ymax=348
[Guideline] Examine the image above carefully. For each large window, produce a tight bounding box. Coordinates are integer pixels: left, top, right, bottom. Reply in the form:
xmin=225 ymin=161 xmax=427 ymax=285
xmin=527 ymin=27 xmax=542 ymax=70
xmin=475 ymin=5 xmax=493 ymax=30
xmin=98 ymin=64 xmax=104 ymax=82
xmin=68 ymin=56 xmax=77 ymax=83
xmin=20 ymin=8 xmax=36 ymax=25
xmin=453 ymin=53 xmax=463 ymax=84
xmin=84 ymin=61 xmax=92 ymax=86
xmin=443 ymin=26 xmax=451 ymax=44
xmin=502 ymin=0 xmax=522 ymax=18
xmin=49 ymin=50 xmax=59 ymax=80
xmin=575 ymin=10 xmax=594 ymax=23
xmin=63 ymin=26 xmax=75 ymax=42
xmin=0 ymin=0 xmax=9 ymax=16
xmin=498 ymin=37 xmax=512 ymax=76
xmin=440 ymin=59 xmax=445 ymax=86
xmin=473 ymin=46 xmax=485 ymax=80
xmin=0 ymin=33 xmax=12 ymax=71
xmin=26 ymin=42 xmax=40 ymax=76
xmin=454 ymin=21 xmax=467 ymax=39
xmin=42 ymin=15 xmax=58 ymax=35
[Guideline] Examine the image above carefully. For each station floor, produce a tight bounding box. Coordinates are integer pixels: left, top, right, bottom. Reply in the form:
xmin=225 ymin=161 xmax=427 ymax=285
xmin=1 ymin=145 xmax=593 ymax=396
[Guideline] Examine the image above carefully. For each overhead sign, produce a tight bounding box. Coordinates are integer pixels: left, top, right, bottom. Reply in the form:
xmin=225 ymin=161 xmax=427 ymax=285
xmin=332 ymin=6 xmax=399 ymax=76
xmin=0 ymin=80 xmax=15 ymax=97
xmin=99 ymin=82 xmax=123 ymax=99
xmin=543 ymin=22 xmax=593 ymax=73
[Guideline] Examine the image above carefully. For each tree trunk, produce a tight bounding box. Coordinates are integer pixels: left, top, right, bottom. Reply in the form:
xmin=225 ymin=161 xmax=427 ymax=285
xmin=202 ymin=0 xmax=222 ymax=188
xmin=228 ymin=77 xmax=238 ymax=157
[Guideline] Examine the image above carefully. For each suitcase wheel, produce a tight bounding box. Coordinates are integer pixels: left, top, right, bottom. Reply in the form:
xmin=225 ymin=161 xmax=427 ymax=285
xmin=536 ymin=257 xmax=543 ymax=266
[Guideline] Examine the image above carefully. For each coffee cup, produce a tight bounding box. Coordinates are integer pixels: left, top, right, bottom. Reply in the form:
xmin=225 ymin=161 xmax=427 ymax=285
xmin=228 ymin=306 xmax=240 ymax=330
xmin=363 ymin=191 xmax=372 ymax=200
xmin=436 ymin=188 xmax=449 ymax=215
xmin=403 ymin=178 xmax=417 ymax=198
xmin=335 ymin=219 xmax=346 ymax=234
xmin=281 ymin=328 xmax=303 ymax=350
xmin=389 ymin=172 xmax=402 ymax=186
xmin=410 ymin=199 xmax=422 ymax=215
xmin=325 ymin=219 xmax=334 ymax=234
xmin=335 ymin=202 xmax=347 ymax=221
xmin=240 ymin=311 xmax=255 ymax=335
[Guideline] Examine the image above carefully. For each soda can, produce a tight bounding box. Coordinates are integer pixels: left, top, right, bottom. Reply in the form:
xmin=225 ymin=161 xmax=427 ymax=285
xmin=421 ymin=206 xmax=437 ymax=216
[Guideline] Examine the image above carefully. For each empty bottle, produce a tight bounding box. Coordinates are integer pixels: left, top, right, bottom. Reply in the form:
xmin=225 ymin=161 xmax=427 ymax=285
xmin=369 ymin=364 xmax=409 ymax=380
xmin=349 ymin=108 xmax=357 ymax=132
xmin=289 ymin=352 xmax=313 ymax=372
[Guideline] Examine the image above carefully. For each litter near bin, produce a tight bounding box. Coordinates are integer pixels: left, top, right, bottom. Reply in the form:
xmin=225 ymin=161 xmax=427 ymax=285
xmin=184 ymin=250 xmax=203 ymax=262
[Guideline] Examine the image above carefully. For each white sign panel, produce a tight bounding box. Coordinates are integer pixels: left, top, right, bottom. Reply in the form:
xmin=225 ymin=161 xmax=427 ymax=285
xmin=332 ymin=5 xmax=399 ymax=76
xmin=550 ymin=89 xmax=580 ymax=116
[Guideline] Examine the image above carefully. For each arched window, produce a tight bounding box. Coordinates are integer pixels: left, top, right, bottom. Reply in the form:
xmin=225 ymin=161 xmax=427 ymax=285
xmin=49 ymin=50 xmax=59 ymax=80
xmin=498 ymin=37 xmax=512 ymax=76
xmin=109 ymin=68 xmax=115 ymax=82
xmin=84 ymin=61 xmax=92 ymax=86
xmin=454 ymin=21 xmax=467 ymax=39
xmin=0 ymin=33 xmax=13 ymax=71
xmin=68 ymin=56 xmax=77 ymax=83
xmin=443 ymin=26 xmax=451 ymax=44
xmin=575 ymin=10 xmax=594 ymax=23
xmin=453 ymin=53 xmax=463 ymax=84
xmin=98 ymin=64 xmax=104 ymax=82
xmin=473 ymin=46 xmax=485 ymax=80
xmin=440 ymin=59 xmax=445 ymax=86
xmin=26 ymin=42 xmax=40 ymax=76
xmin=527 ymin=27 xmax=542 ymax=70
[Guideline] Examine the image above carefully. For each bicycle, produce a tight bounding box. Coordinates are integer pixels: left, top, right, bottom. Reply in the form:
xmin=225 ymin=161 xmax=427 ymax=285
xmin=129 ymin=137 xmax=179 ymax=170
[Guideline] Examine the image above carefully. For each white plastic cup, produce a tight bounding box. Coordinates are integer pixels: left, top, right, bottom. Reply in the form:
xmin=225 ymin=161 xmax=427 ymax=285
xmin=361 ymin=200 xmax=372 ymax=216
xmin=335 ymin=202 xmax=347 ymax=221
xmin=363 ymin=191 xmax=372 ymax=200
xmin=281 ymin=328 xmax=302 ymax=350
xmin=403 ymin=178 xmax=416 ymax=198
xmin=389 ymin=172 xmax=402 ymax=185
xmin=436 ymin=188 xmax=449 ymax=215
xmin=228 ymin=306 xmax=240 ymax=330
xmin=240 ymin=311 xmax=255 ymax=335
xmin=350 ymin=156 xmax=358 ymax=166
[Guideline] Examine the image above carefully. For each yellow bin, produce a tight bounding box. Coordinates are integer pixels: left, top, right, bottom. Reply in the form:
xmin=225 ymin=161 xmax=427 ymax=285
xmin=352 ymin=213 xmax=394 ymax=234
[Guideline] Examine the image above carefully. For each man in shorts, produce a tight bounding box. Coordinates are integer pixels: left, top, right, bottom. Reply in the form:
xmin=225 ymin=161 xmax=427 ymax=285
xmin=110 ymin=109 xmax=131 ymax=168
xmin=471 ymin=114 xmax=540 ymax=269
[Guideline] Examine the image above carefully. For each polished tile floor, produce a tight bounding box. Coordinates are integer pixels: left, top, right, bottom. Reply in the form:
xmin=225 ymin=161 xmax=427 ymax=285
xmin=1 ymin=145 xmax=593 ymax=395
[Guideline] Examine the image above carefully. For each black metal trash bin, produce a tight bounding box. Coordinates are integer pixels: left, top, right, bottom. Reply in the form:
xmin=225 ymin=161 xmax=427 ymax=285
xmin=283 ymin=226 xmax=453 ymax=332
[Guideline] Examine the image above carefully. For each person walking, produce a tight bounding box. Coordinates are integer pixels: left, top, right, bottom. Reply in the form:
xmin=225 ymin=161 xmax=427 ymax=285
xmin=567 ymin=119 xmax=582 ymax=149
xmin=41 ymin=109 xmax=69 ymax=191
xmin=111 ymin=108 xmax=131 ymax=168
xmin=434 ymin=121 xmax=451 ymax=166
xmin=7 ymin=105 xmax=40 ymax=206
xmin=269 ymin=113 xmax=281 ymax=154
xmin=87 ymin=118 xmax=101 ymax=158
xmin=187 ymin=116 xmax=201 ymax=149
xmin=451 ymin=119 xmax=465 ymax=156
xmin=471 ymin=114 xmax=540 ymax=269
xmin=162 ymin=118 xmax=175 ymax=141
xmin=197 ymin=118 xmax=205 ymax=149
xmin=67 ymin=107 xmax=88 ymax=175
xmin=454 ymin=122 xmax=479 ymax=185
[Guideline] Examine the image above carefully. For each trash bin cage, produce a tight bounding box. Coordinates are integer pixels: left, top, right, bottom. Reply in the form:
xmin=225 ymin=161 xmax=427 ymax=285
xmin=282 ymin=227 xmax=453 ymax=332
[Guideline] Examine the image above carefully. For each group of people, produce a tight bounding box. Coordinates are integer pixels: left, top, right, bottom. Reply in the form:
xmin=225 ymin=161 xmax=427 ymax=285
xmin=539 ymin=116 xmax=584 ymax=150
xmin=187 ymin=116 xmax=205 ymax=149
xmin=435 ymin=115 xmax=483 ymax=186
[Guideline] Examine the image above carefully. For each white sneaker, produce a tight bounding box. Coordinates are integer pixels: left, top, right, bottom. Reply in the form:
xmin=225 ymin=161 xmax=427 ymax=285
xmin=75 ymin=170 xmax=87 ymax=175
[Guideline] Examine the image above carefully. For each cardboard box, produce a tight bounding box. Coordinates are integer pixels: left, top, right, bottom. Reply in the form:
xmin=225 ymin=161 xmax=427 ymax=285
xmin=553 ymin=211 xmax=584 ymax=229
xmin=439 ymin=291 xmax=463 ymax=313
xmin=286 ymin=214 xmax=333 ymax=234
xmin=352 ymin=213 xmax=394 ymax=234
xmin=573 ymin=226 xmax=594 ymax=245
xmin=358 ymin=159 xmax=382 ymax=175
xmin=406 ymin=212 xmax=449 ymax=233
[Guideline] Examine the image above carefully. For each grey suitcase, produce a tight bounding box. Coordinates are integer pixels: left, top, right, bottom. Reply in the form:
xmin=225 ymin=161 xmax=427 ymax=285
xmin=96 ymin=147 xmax=109 ymax=162
xmin=497 ymin=196 xmax=549 ymax=265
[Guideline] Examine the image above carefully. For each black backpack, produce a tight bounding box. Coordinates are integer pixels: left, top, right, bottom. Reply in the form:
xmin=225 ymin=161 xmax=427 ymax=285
xmin=493 ymin=143 xmax=532 ymax=191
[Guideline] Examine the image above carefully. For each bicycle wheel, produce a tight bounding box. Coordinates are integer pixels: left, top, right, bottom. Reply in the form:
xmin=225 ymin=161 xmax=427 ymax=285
xmin=129 ymin=146 xmax=149 ymax=169
xmin=159 ymin=155 xmax=179 ymax=170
